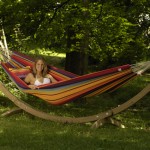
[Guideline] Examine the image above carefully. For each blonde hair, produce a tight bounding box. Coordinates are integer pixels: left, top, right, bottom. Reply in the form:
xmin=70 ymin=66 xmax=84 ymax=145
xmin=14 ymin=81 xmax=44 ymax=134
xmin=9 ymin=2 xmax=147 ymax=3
xmin=32 ymin=57 xmax=48 ymax=77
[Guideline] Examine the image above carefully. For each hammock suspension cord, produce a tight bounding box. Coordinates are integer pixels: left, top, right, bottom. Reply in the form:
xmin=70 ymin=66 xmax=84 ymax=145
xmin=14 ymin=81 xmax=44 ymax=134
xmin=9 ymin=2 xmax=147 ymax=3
xmin=0 ymin=24 xmax=11 ymax=61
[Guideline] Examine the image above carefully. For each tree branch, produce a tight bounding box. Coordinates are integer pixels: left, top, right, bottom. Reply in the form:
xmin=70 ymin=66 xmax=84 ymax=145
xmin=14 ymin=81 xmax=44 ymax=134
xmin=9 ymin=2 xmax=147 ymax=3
xmin=48 ymin=0 xmax=72 ymax=24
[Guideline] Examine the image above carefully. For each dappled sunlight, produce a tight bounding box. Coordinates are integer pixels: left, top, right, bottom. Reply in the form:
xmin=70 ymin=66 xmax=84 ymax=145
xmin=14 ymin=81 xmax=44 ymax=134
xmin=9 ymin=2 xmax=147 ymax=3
xmin=56 ymin=129 xmax=68 ymax=135
xmin=24 ymin=49 xmax=66 ymax=68
xmin=0 ymin=107 xmax=10 ymax=113
xmin=28 ymin=49 xmax=66 ymax=58
xmin=0 ymin=91 xmax=4 ymax=96
xmin=143 ymin=74 xmax=150 ymax=82
xmin=0 ymin=0 xmax=149 ymax=148
xmin=0 ymin=129 xmax=4 ymax=134
xmin=115 ymin=109 xmax=150 ymax=130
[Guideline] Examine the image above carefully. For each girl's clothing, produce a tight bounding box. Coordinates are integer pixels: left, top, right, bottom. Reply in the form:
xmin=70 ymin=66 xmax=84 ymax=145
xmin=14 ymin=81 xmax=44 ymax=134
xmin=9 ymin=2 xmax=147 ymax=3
xmin=34 ymin=77 xmax=51 ymax=86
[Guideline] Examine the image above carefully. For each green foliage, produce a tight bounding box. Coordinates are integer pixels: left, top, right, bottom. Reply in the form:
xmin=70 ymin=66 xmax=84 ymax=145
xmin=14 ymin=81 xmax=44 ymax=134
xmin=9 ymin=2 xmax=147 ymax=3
xmin=0 ymin=0 xmax=149 ymax=67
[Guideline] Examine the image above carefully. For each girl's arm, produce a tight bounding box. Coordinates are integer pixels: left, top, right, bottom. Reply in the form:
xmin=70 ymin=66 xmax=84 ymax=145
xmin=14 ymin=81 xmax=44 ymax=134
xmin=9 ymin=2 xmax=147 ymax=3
xmin=47 ymin=74 xmax=57 ymax=83
xmin=24 ymin=73 xmax=31 ymax=84
xmin=24 ymin=73 xmax=37 ymax=89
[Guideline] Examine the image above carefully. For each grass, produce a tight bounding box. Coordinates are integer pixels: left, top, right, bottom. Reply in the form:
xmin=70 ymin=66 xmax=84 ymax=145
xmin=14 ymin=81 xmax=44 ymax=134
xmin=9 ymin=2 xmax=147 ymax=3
xmin=27 ymin=48 xmax=66 ymax=68
xmin=0 ymin=113 xmax=150 ymax=150
xmin=0 ymin=80 xmax=150 ymax=150
xmin=0 ymin=52 xmax=150 ymax=149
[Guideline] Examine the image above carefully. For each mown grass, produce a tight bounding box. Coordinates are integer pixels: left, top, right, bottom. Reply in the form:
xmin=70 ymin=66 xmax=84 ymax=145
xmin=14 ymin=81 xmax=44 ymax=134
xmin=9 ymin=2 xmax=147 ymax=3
xmin=0 ymin=52 xmax=150 ymax=150
xmin=0 ymin=112 xmax=150 ymax=150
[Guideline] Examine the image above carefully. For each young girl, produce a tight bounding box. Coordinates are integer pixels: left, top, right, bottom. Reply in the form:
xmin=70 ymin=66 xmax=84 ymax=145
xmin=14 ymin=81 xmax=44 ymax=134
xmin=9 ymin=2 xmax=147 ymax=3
xmin=24 ymin=57 xmax=57 ymax=89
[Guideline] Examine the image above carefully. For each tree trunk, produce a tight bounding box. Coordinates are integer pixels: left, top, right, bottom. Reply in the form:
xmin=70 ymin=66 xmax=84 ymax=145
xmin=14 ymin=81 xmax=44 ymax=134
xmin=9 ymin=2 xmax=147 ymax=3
xmin=65 ymin=51 xmax=88 ymax=75
xmin=65 ymin=0 xmax=89 ymax=75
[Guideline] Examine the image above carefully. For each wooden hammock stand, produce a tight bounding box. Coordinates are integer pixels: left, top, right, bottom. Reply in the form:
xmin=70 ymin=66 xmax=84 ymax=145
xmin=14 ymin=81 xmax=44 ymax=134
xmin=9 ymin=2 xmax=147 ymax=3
xmin=0 ymin=81 xmax=150 ymax=128
xmin=0 ymin=28 xmax=150 ymax=128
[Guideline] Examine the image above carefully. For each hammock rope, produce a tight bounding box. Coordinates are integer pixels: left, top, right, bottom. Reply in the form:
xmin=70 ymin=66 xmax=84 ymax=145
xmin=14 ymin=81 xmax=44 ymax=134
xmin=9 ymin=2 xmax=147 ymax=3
xmin=131 ymin=61 xmax=150 ymax=75
xmin=0 ymin=28 xmax=11 ymax=60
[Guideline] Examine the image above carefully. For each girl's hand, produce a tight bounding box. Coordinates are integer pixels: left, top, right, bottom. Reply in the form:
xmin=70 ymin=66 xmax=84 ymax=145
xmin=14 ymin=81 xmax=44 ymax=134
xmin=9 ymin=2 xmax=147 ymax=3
xmin=28 ymin=85 xmax=37 ymax=89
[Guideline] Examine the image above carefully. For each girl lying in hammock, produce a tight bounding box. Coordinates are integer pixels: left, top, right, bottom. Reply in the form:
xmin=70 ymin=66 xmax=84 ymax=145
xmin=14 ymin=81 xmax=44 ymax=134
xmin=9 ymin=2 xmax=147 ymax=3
xmin=24 ymin=57 xmax=57 ymax=89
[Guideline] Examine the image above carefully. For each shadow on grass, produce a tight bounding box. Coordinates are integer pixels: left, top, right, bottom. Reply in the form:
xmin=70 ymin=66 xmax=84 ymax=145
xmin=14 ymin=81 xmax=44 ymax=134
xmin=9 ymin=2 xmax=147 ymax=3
xmin=0 ymin=117 xmax=150 ymax=150
xmin=0 ymin=96 xmax=14 ymax=107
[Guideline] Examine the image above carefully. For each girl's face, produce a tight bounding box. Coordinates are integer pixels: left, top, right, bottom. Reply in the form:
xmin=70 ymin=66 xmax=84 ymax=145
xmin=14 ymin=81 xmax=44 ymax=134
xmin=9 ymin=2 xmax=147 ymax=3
xmin=36 ymin=60 xmax=44 ymax=73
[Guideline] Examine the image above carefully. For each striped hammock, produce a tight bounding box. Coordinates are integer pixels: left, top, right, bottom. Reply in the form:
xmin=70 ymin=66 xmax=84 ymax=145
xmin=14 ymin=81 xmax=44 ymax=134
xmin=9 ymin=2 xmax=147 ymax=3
xmin=1 ymin=28 xmax=150 ymax=106
xmin=0 ymin=50 xmax=140 ymax=105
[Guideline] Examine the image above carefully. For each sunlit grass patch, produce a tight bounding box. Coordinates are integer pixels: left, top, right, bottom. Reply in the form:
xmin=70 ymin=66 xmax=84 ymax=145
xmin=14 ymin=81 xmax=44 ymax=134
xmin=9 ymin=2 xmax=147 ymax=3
xmin=28 ymin=48 xmax=66 ymax=58
xmin=26 ymin=48 xmax=66 ymax=67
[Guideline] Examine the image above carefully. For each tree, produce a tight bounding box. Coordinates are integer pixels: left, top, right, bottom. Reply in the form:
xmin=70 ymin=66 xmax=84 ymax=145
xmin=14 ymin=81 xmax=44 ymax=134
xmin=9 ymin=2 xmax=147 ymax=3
xmin=0 ymin=0 xmax=149 ymax=72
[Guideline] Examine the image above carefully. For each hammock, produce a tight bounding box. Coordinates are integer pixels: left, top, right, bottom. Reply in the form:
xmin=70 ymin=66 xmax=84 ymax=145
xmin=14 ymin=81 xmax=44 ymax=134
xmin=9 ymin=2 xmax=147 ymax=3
xmin=0 ymin=29 xmax=150 ymax=105
xmin=0 ymin=49 xmax=139 ymax=105
xmin=1 ymin=29 xmax=150 ymax=129
xmin=1 ymin=51 xmax=150 ymax=129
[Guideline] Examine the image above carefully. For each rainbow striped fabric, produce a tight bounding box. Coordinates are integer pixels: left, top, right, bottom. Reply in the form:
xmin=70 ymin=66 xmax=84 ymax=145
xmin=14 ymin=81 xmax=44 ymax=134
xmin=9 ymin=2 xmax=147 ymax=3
xmin=1 ymin=51 xmax=137 ymax=105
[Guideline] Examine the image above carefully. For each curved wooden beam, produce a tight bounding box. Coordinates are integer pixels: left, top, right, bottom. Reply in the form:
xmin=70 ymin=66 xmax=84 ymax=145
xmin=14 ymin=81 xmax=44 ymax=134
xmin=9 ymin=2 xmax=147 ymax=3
xmin=1 ymin=107 xmax=22 ymax=117
xmin=0 ymin=81 xmax=150 ymax=124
